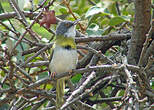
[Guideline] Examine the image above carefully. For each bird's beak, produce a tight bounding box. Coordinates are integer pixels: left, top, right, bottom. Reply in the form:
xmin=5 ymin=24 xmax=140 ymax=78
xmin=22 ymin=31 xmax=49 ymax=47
xmin=73 ymin=19 xmax=80 ymax=25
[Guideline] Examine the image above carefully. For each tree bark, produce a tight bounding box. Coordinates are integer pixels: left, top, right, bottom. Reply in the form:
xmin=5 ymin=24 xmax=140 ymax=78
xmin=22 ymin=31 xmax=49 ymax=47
xmin=127 ymin=0 xmax=151 ymax=65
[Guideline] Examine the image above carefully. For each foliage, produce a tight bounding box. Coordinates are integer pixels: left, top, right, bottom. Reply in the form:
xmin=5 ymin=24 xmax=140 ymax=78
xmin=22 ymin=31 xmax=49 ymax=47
xmin=0 ymin=0 xmax=153 ymax=110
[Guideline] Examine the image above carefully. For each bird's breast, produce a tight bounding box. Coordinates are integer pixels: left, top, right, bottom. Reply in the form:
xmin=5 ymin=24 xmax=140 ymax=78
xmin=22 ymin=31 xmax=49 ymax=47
xmin=49 ymin=47 xmax=78 ymax=74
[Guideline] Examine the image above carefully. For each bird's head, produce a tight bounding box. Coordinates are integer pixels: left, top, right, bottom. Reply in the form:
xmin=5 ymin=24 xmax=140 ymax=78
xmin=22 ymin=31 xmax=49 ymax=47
xmin=56 ymin=19 xmax=80 ymax=38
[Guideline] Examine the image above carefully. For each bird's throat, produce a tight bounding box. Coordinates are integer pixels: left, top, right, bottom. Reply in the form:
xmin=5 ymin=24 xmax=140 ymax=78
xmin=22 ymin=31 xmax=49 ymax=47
xmin=55 ymin=35 xmax=76 ymax=49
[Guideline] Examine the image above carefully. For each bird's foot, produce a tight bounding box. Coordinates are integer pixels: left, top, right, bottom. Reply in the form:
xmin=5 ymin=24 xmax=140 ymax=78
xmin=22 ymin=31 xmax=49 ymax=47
xmin=68 ymin=70 xmax=74 ymax=78
xmin=68 ymin=70 xmax=73 ymax=75
xmin=49 ymin=72 xmax=56 ymax=79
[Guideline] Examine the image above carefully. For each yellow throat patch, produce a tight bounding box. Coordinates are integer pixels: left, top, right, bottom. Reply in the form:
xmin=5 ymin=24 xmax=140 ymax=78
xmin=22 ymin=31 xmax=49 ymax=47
xmin=55 ymin=35 xmax=76 ymax=49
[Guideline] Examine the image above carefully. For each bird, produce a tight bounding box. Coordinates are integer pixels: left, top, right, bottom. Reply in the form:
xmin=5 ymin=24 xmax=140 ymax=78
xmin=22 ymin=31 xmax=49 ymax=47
xmin=49 ymin=19 xmax=79 ymax=109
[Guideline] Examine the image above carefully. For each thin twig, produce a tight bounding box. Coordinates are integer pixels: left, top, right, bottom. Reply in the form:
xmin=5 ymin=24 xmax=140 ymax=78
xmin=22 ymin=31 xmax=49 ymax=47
xmin=63 ymin=0 xmax=85 ymax=32
xmin=138 ymin=20 xmax=154 ymax=66
xmin=19 ymin=43 xmax=53 ymax=67
xmin=122 ymin=56 xmax=139 ymax=110
xmin=61 ymin=75 xmax=118 ymax=110
xmin=77 ymin=45 xmax=114 ymax=64
xmin=9 ymin=0 xmax=28 ymax=24
xmin=0 ymin=11 xmax=38 ymax=20
xmin=10 ymin=10 xmax=44 ymax=54
xmin=66 ymin=71 xmax=96 ymax=103
xmin=0 ymin=21 xmax=19 ymax=36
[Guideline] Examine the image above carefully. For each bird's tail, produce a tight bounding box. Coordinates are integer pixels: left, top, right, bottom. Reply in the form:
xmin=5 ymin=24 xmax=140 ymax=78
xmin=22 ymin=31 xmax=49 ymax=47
xmin=56 ymin=78 xmax=65 ymax=109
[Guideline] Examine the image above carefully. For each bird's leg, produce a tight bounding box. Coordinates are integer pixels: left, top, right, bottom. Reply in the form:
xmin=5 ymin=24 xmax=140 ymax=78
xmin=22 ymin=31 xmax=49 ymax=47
xmin=68 ymin=70 xmax=73 ymax=79
xmin=52 ymin=72 xmax=56 ymax=78
xmin=49 ymin=72 xmax=56 ymax=79
xmin=69 ymin=69 xmax=73 ymax=75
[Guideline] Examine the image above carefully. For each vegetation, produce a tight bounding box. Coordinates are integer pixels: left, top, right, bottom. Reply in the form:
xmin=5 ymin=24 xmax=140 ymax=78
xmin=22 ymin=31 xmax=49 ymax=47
xmin=0 ymin=0 xmax=153 ymax=110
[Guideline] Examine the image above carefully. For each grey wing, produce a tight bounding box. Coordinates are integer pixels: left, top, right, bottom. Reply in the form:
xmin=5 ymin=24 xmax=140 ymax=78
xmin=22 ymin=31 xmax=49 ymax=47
xmin=72 ymin=50 xmax=78 ymax=69
xmin=48 ymin=49 xmax=54 ymax=74
xmin=49 ymin=49 xmax=54 ymax=63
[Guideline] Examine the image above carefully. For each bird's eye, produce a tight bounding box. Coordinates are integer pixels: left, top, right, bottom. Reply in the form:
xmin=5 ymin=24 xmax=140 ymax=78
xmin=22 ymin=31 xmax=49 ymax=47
xmin=65 ymin=23 xmax=70 ymax=27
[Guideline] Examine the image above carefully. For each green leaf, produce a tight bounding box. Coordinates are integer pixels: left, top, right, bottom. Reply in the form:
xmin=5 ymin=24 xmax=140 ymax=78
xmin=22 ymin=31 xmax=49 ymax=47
xmin=86 ymin=23 xmax=104 ymax=36
xmin=85 ymin=6 xmax=104 ymax=18
xmin=121 ymin=15 xmax=131 ymax=21
xmin=0 ymin=0 xmax=13 ymax=12
xmin=0 ymin=2 xmax=4 ymax=14
xmin=101 ymin=18 xmax=110 ymax=26
xmin=0 ymin=70 xmax=5 ymax=77
xmin=67 ymin=13 xmax=80 ymax=21
xmin=108 ymin=2 xmax=118 ymax=16
xmin=109 ymin=16 xmax=126 ymax=26
xmin=125 ymin=3 xmax=135 ymax=16
xmin=118 ymin=90 xmax=125 ymax=96
xmin=38 ymin=71 xmax=48 ymax=79
xmin=71 ymin=73 xmax=82 ymax=83
xmin=38 ymin=0 xmax=50 ymax=6
xmin=32 ymin=23 xmax=52 ymax=39
xmin=59 ymin=7 xmax=68 ymax=14
xmin=0 ymin=104 xmax=9 ymax=110
xmin=86 ymin=29 xmax=104 ymax=36
xmin=34 ymin=0 xmax=39 ymax=4
xmin=103 ymin=86 xmax=112 ymax=96
xmin=23 ymin=106 xmax=31 ymax=110
xmin=1 ymin=83 xmax=9 ymax=89
xmin=45 ymin=84 xmax=53 ymax=90
xmin=18 ymin=0 xmax=25 ymax=10
xmin=78 ymin=0 xmax=86 ymax=11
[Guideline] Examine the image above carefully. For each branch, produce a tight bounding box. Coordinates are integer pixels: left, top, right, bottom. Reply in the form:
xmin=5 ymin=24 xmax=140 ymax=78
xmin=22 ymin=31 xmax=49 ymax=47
xmin=138 ymin=20 xmax=154 ymax=66
xmin=9 ymin=0 xmax=27 ymax=24
xmin=22 ymin=46 xmax=43 ymax=56
xmin=0 ymin=21 xmax=19 ymax=36
xmin=63 ymin=0 xmax=85 ymax=32
xmin=10 ymin=10 xmax=44 ymax=55
xmin=144 ymin=56 xmax=154 ymax=71
xmin=24 ymin=61 xmax=49 ymax=68
xmin=142 ymin=40 xmax=154 ymax=67
xmin=122 ymin=57 xmax=139 ymax=110
xmin=0 ymin=94 xmax=16 ymax=106
xmin=16 ymin=64 xmax=124 ymax=94
xmin=75 ymin=33 xmax=131 ymax=43
xmin=77 ymin=45 xmax=114 ymax=64
xmin=30 ymin=99 xmax=47 ymax=110
xmin=0 ymin=11 xmax=38 ymax=20
xmin=8 ymin=0 xmax=56 ymax=54
xmin=15 ymin=64 xmax=33 ymax=81
xmin=75 ymin=101 xmax=95 ymax=110
xmin=19 ymin=43 xmax=53 ymax=67
xmin=87 ymin=96 xmax=122 ymax=104
xmin=87 ymin=0 xmax=96 ymax=5
xmin=66 ymin=71 xmax=96 ymax=104
xmin=61 ymin=75 xmax=118 ymax=110
xmin=127 ymin=0 xmax=151 ymax=65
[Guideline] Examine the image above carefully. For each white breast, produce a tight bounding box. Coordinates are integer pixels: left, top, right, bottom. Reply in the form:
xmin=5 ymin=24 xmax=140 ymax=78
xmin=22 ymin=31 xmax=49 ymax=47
xmin=49 ymin=46 xmax=78 ymax=74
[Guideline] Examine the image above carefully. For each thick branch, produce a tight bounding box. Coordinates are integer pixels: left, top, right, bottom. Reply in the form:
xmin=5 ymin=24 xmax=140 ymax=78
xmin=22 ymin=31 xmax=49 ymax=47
xmin=127 ymin=0 xmax=151 ymax=65
xmin=75 ymin=33 xmax=131 ymax=43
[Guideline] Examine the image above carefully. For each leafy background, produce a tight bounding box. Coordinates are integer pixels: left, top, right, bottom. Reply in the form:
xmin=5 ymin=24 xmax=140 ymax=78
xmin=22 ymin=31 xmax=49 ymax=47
xmin=0 ymin=0 xmax=153 ymax=110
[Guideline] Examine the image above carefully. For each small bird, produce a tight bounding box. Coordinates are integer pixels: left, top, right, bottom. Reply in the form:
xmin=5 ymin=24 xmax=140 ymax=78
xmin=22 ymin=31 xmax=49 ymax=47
xmin=49 ymin=20 xmax=79 ymax=109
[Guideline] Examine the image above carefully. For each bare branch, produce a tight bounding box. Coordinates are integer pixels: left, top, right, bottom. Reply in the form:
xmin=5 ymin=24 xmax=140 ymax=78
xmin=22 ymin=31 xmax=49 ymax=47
xmin=9 ymin=0 xmax=28 ymax=24
xmin=75 ymin=33 xmax=131 ymax=43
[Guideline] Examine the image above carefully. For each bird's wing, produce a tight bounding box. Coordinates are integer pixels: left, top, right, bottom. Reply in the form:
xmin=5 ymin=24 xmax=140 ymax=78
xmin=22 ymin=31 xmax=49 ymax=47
xmin=49 ymin=48 xmax=54 ymax=63
xmin=72 ymin=50 xmax=78 ymax=69
xmin=48 ymin=48 xmax=54 ymax=75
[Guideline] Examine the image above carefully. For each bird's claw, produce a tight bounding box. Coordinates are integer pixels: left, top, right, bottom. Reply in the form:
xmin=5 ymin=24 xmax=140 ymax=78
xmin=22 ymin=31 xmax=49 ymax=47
xmin=49 ymin=72 xmax=56 ymax=79
xmin=68 ymin=70 xmax=73 ymax=76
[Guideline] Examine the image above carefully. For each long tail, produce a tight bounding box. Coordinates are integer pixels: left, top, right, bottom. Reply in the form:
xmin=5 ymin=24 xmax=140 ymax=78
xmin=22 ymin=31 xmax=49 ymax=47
xmin=56 ymin=78 xmax=65 ymax=109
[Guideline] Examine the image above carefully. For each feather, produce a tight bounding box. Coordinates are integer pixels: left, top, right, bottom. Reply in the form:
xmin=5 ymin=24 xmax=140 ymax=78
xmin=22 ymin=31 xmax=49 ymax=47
xmin=56 ymin=78 xmax=65 ymax=109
